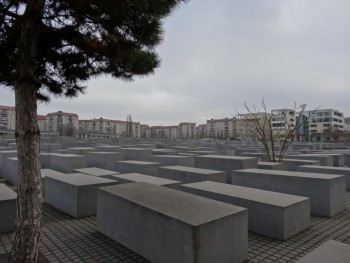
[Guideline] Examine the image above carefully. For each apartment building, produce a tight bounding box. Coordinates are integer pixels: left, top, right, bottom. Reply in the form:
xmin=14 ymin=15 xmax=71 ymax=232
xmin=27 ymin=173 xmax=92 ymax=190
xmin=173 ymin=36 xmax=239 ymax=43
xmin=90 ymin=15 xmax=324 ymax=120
xmin=46 ymin=111 xmax=79 ymax=136
xmin=206 ymin=118 xmax=237 ymax=139
xmin=0 ymin=106 xmax=16 ymax=131
xmin=177 ymin=122 xmax=196 ymax=139
xmin=236 ymin=112 xmax=272 ymax=141
xmin=79 ymin=118 xmax=140 ymax=138
xmin=197 ymin=124 xmax=207 ymax=139
xmin=345 ymin=117 xmax=350 ymax=131
xmin=308 ymin=109 xmax=345 ymax=141
xmin=271 ymin=109 xmax=296 ymax=136
xmin=37 ymin=115 xmax=47 ymax=132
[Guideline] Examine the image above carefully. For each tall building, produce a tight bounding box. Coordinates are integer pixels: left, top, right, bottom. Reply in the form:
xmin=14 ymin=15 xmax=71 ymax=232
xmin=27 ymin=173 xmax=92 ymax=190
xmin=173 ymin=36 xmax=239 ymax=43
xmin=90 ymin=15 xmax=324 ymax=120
xmin=271 ymin=109 xmax=296 ymax=136
xmin=0 ymin=106 xmax=16 ymax=131
xmin=46 ymin=111 xmax=79 ymax=136
xmin=177 ymin=122 xmax=196 ymax=139
xmin=236 ymin=112 xmax=272 ymax=141
xmin=37 ymin=115 xmax=47 ymax=132
xmin=345 ymin=117 xmax=350 ymax=131
xmin=308 ymin=109 xmax=345 ymax=142
xmin=206 ymin=118 xmax=237 ymax=139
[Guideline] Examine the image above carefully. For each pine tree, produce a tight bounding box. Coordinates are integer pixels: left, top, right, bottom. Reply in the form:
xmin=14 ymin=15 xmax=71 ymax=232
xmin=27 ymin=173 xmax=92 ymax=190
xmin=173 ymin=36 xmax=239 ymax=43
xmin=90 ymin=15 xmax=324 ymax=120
xmin=0 ymin=0 xmax=186 ymax=261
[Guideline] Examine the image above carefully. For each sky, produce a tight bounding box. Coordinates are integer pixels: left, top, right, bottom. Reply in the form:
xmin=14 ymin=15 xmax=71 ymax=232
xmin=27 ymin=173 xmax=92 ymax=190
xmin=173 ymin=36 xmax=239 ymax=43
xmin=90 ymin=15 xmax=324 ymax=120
xmin=1 ymin=0 xmax=350 ymax=126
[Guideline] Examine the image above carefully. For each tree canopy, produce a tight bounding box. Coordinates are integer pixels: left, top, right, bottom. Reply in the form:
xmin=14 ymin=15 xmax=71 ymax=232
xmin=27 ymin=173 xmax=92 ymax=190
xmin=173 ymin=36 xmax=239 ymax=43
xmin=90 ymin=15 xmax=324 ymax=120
xmin=0 ymin=0 xmax=185 ymax=100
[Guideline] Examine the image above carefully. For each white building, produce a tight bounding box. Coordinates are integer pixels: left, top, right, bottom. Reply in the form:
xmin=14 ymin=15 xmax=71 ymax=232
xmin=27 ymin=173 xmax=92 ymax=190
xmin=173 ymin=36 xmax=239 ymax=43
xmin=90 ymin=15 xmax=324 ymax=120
xmin=37 ymin=115 xmax=47 ymax=132
xmin=236 ymin=112 xmax=272 ymax=141
xmin=46 ymin=111 xmax=79 ymax=136
xmin=271 ymin=109 xmax=296 ymax=136
xmin=308 ymin=109 xmax=345 ymax=141
xmin=0 ymin=105 xmax=16 ymax=131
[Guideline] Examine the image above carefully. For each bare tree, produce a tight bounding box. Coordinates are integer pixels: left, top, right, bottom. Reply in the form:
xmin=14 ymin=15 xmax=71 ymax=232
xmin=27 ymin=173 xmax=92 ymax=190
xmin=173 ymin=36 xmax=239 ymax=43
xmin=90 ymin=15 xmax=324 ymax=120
xmin=237 ymin=99 xmax=318 ymax=162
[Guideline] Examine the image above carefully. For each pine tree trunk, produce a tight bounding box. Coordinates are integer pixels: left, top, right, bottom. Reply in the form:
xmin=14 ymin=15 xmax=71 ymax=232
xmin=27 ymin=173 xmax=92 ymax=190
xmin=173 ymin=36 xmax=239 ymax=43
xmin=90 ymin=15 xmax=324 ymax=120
xmin=9 ymin=0 xmax=44 ymax=262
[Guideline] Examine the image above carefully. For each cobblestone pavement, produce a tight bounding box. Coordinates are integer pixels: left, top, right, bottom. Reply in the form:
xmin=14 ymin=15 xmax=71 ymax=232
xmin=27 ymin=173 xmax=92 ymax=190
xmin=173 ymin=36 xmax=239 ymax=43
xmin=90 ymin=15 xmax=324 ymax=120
xmin=1 ymin=192 xmax=349 ymax=263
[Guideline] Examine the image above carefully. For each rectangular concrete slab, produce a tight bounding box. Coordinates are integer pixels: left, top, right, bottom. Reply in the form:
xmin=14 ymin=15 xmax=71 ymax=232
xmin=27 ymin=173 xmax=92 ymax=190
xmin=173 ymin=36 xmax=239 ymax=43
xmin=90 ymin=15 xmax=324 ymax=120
xmin=103 ymin=173 xmax=180 ymax=188
xmin=159 ymin=166 xmax=226 ymax=183
xmin=97 ymin=182 xmax=248 ymax=263
xmin=115 ymin=160 xmax=160 ymax=176
xmin=87 ymin=152 xmax=122 ymax=170
xmin=74 ymin=167 xmax=119 ymax=177
xmin=282 ymin=159 xmax=320 ymax=171
xmin=296 ymin=240 xmax=350 ymax=263
xmin=50 ymin=154 xmax=87 ymax=173
xmin=297 ymin=165 xmax=350 ymax=190
xmin=182 ymin=181 xmax=310 ymax=240
xmin=0 ymin=184 xmax=17 ymax=233
xmin=258 ymin=162 xmax=284 ymax=170
xmin=45 ymin=173 xmax=117 ymax=218
xmin=194 ymin=155 xmax=258 ymax=183
xmin=231 ymin=168 xmax=345 ymax=217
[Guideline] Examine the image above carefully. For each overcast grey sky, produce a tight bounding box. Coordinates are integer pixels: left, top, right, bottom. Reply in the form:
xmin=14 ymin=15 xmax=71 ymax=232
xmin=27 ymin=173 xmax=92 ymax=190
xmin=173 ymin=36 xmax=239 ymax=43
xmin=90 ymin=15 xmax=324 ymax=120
xmin=1 ymin=0 xmax=350 ymax=126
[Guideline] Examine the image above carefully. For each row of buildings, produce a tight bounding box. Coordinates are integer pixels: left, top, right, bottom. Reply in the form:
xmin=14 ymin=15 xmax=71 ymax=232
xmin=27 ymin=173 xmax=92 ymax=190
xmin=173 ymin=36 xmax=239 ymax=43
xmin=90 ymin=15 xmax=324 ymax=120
xmin=1 ymin=105 xmax=350 ymax=142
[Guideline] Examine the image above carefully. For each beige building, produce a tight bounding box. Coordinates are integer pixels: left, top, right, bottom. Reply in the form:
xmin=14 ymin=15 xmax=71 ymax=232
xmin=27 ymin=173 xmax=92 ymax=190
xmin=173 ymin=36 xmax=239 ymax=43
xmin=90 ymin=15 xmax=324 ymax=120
xmin=197 ymin=124 xmax=208 ymax=139
xmin=271 ymin=109 xmax=296 ymax=137
xmin=206 ymin=118 xmax=237 ymax=139
xmin=0 ymin=105 xmax=16 ymax=131
xmin=177 ymin=122 xmax=196 ymax=139
xmin=236 ymin=112 xmax=272 ymax=141
xmin=79 ymin=118 xmax=140 ymax=138
xmin=46 ymin=111 xmax=79 ymax=136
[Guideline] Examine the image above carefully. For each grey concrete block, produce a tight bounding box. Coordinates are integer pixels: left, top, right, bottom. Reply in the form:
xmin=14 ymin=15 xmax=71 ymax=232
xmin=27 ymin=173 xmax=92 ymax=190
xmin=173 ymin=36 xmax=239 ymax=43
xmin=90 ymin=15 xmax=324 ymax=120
xmin=0 ymin=184 xmax=17 ymax=233
xmin=115 ymin=160 xmax=160 ymax=176
xmin=182 ymin=181 xmax=310 ymax=240
xmin=50 ymin=154 xmax=87 ymax=173
xmin=102 ymin=173 xmax=180 ymax=188
xmin=258 ymin=162 xmax=284 ymax=170
xmin=282 ymin=159 xmax=320 ymax=171
xmin=159 ymin=166 xmax=226 ymax=184
xmin=4 ymin=157 xmax=17 ymax=185
xmin=231 ymin=169 xmax=345 ymax=217
xmin=194 ymin=155 xmax=258 ymax=183
xmin=296 ymin=240 xmax=350 ymax=263
xmin=94 ymin=145 xmax=122 ymax=152
xmin=86 ymin=152 xmax=122 ymax=170
xmin=0 ymin=150 xmax=17 ymax=178
xmin=66 ymin=147 xmax=96 ymax=155
xmin=45 ymin=173 xmax=117 ymax=218
xmin=297 ymin=165 xmax=350 ymax=190
xmin=150 ymin=155 xmax=194 ymax=167
xmin=121 ymin=148 xmax=152 ymax=161
xmin=74 ymin=167 xmax=119 ymax=177
xmin=97 ymin=182 xmax=248 ymax=263
xmin=286 ymin=154 xmax=333 ymax=166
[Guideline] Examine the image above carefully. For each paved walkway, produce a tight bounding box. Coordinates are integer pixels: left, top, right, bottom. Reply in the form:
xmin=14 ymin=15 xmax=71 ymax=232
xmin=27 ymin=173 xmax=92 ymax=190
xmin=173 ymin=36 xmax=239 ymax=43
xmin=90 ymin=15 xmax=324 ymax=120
xmin=1 ymin=192 xmax=349 ymax=263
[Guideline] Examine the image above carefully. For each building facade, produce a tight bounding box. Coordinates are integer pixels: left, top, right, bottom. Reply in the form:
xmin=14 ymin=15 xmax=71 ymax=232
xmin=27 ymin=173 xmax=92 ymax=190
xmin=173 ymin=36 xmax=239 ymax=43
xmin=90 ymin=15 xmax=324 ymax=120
xmin=0 ymin=106 xmax=16 ymax=131
xmin=308 ymin=109 xmax=345 ymax=142
xmin=206 ymin=118 xmax=237 ymax=139
xmin=46 ymin=111 xmax=79 ymax=136
xmin=177 ymin=122 xmax=196 ymax=139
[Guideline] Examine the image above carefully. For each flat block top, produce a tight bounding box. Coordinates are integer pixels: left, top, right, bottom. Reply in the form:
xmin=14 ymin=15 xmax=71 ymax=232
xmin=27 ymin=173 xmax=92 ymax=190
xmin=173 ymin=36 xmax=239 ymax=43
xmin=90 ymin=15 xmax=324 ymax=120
xmin=297 ymin=240 xmax=350 ymax=263
xmin=236 ymin=168 xmax=343 ymax=180
xmin=41 ymin=169 xmax=65 ymax=178
xmin=299 ymin=165 xmax=350 ymax=171
xmin=152 ymin=155 xmax=190 ymax=159
xmin=160 ymin=165 xmax=224 ymax=174
xmin=0 ymin=150 xmax=17 ymax=155
xmin=100 ymin=182 xmax=246 ymax=226
xmin=196 ymin=155 xmax=257 ymax=160
xmin=183 ymin=181 xmax=308 ymax=207
xmin=67 ymin=147 xmax=95 ymax=150
xmin=116 ymin=160 xmax=160 ymax=165
xmin=109 ymin=173 xmax=179 ymax=185
xmin=283 ymin=159 xmax=319 ymax=163
xmin=258 ymin=162 xmax=282 ymax=166
xmin=52 ymin=154 xmax=85 ymax=158
xmin=7 ymin=157 xmax=17 ymax=161
xmin=88 ymin=152 xmax=121 ymax=155
xmin=74 ymin=167 xmax=119 ymax=176
xmin=0 ymin=184 xmax=17 ymax=200
xmin=47 ymin=173 xmax=116 ymax=186
xmin=287 ymin=154 xmax=331 ymax=158
xmin=121 ymin=148 xmax=152 ymax=151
